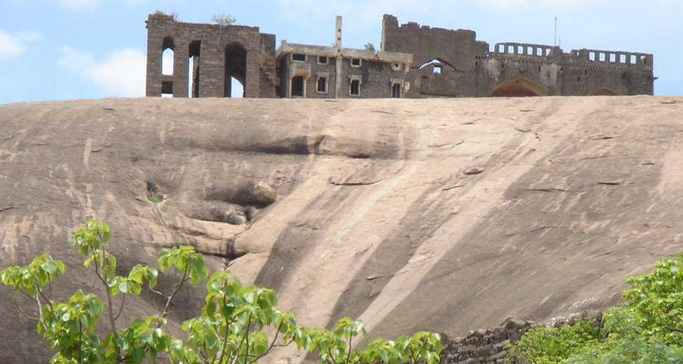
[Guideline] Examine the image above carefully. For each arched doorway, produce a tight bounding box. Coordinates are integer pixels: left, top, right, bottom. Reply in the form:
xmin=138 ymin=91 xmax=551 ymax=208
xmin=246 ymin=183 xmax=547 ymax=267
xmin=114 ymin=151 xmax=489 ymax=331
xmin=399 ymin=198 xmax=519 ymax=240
xmin=490 ymin=76 xmax=548 ymax=97
xmin=588 ymin=88 xmax=617 ymax=96
xmin=224 ymin=42 xmax=247 ymax=97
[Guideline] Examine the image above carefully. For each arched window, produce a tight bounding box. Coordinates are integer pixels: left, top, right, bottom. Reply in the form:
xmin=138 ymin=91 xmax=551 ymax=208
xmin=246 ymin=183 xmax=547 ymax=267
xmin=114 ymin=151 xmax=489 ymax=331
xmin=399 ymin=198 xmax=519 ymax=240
xmin=224 ymin=42 xmax=247 ymax=97
xmin=418 ymin=58 xmax=459 ymax=74
xmin=162 ymin=37 xmax=175 ymax=76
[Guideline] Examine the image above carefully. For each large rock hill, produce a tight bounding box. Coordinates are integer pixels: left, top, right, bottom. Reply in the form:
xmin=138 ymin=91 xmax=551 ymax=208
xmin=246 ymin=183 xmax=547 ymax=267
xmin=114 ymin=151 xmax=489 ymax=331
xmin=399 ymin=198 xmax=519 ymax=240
xmin=2 ymin=96 xmax=683 ymax=362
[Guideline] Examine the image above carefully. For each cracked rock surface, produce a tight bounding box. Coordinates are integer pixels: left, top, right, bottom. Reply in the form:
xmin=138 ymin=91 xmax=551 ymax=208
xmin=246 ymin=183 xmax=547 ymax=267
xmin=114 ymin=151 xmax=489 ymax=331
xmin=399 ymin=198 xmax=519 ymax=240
xmin=1 ymin=97 xmax=683 ymax=362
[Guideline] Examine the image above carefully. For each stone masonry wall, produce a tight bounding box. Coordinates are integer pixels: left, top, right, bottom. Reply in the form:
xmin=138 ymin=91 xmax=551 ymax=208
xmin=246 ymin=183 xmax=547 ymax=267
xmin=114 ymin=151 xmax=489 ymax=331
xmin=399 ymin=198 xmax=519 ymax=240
xmin=146 ymin=14 xmax=277 ymax=98
xmin=439 ymin=315 xmax=603 ymax=364
xmin=440 ymin=319 xmax=534 ymax=364
xmin=381 ymin=14 xmax=654 ymax=97
xmin=146 ymin=13 xmax=654 ymax=98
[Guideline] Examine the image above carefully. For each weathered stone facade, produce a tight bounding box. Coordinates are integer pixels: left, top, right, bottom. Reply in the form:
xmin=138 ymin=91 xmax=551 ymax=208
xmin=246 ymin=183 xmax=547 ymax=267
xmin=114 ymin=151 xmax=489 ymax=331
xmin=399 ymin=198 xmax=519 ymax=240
xmin=276 ymin=41 xmax=413 ymax=99
xmin=440 ymin=315 xmax=603 ymax=364
xmin=145 ymin=12 xmax=276 ymax=98
xmin=145 ymin=12 xmax=654 ymax=98
xmin=382 ymin=15 xmax=654 ymax=97
xmin=440 ymin=319 xmax=534 ymax=364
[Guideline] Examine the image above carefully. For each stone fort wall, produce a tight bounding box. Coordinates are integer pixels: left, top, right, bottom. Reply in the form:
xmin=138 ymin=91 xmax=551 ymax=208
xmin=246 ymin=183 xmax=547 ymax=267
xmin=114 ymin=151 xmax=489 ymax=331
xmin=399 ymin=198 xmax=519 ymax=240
xmin=381 ymin=15 xmax=654 ymax=98
xmin=145 ymin=12 xmax=654 ymax=98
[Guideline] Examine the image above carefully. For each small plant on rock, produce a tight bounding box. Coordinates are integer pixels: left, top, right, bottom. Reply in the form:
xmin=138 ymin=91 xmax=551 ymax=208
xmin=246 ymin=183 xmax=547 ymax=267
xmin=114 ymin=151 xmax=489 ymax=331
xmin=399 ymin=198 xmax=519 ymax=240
xmin=212 ymin=14 xmax=237 ymax=26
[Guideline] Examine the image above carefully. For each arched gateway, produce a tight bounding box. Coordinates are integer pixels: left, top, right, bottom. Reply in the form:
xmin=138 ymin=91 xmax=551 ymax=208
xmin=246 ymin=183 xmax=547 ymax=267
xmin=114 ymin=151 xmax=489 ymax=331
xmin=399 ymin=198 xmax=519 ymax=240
xmin=490 ymin=77 xmax=548 ymax=97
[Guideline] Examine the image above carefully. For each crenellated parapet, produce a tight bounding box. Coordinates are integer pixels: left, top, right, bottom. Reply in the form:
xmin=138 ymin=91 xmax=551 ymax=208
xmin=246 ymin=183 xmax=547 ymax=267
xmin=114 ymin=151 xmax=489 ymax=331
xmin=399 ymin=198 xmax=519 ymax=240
xmin=488 ymin=42 xmax=653 ymax=71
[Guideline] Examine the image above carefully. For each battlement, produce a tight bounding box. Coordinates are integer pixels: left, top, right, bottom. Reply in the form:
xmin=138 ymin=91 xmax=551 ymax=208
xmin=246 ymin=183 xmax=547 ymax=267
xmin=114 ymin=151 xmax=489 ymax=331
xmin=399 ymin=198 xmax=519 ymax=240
xmin=491 ymin=42 xmax=559 ymax=58
xmin=488 ymin=42 xmax=653 ymax=71
xmin=569 ymin=49 xmax=653 ymax=69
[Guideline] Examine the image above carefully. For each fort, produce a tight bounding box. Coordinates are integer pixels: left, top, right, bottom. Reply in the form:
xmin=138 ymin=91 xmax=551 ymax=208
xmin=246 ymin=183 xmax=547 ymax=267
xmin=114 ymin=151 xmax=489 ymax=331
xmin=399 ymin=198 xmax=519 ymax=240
xmin=146 ymin=12 xmax=655 ymax=99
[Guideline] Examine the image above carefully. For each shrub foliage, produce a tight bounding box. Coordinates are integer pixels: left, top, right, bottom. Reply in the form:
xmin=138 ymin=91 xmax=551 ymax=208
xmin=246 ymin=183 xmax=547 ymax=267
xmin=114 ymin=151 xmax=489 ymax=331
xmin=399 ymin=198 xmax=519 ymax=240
xmin=507 ymin=254 xmax=683 ymax=363
xmin=1 ymin=219 xmax=442 ymax=364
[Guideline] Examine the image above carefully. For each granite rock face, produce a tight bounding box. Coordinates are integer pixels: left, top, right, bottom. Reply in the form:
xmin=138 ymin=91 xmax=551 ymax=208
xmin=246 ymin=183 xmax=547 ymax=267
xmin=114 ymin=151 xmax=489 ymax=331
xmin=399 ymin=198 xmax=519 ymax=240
xmin=1 ymin=97 xmax=683 ymax=362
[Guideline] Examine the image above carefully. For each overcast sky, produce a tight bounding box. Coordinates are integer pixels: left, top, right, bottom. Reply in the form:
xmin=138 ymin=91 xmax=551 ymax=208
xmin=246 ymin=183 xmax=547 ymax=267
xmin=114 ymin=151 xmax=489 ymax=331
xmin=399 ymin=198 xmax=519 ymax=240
xmin=1 ymin=0 xmax=681 ymax=104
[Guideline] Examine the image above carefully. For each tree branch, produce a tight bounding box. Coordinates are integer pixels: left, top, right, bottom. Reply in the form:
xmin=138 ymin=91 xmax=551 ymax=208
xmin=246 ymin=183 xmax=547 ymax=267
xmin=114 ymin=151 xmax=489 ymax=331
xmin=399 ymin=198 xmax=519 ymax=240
xmin=412 ymin=342 xmax=428 ymax=364
xmin=11 ymin=296 xmax=40 ymax=321
xmin=160 ymin=267 xmax=189 ymax=323
xmin=114 ymin=294 xmax=126 ymax=321
xmin=78 ymin=318 xmax=83 ymax=364
xmin=247 ymin=321 xmax=284 ymax=364
xmin=93 ymin=249 xmax=120 ymax=360
xmin=37 ymin=279 xmax=54 ymax=315
xmin=345 ymin=332 xmax=354 ymax=364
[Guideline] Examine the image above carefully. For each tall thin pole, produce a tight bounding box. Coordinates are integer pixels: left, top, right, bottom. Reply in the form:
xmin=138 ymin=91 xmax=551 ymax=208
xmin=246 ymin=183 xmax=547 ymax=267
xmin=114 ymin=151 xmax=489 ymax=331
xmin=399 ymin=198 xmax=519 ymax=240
xmin=554 ymin=17 xmax=557 ymax=47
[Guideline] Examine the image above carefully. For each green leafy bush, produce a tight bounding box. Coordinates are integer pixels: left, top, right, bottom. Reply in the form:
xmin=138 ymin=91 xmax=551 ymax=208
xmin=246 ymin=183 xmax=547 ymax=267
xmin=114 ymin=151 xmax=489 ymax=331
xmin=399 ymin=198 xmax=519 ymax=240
xmin=505 ymin=319 xmax=600 ymax=364
xmin=0 ymin=219 xmax=442 ymax=364
xmin=508 ymin=254 xmax=683 ymax=364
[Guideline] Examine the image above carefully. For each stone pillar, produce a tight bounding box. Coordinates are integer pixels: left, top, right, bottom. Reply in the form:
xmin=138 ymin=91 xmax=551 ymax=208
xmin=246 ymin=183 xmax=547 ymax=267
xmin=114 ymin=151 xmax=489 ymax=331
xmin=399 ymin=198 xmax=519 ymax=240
xmin=173 ymin=39 xmax=189 ymax=98
xmin=198 ymin=38 xmax=224 ymax=98
xmin=145 ymin=20 xmax=163 ymax=97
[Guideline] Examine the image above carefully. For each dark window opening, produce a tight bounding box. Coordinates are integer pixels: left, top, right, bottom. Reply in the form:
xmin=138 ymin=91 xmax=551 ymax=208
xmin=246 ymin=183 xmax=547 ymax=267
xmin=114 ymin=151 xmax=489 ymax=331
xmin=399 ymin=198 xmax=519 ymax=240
xmin=291 ymin=76 xmax=305 ymax=97
xmin=161 ymin=81 xmax=173 ymax=97
xmin=392 ymin=83 xmax=401 ymax=98
xmin=351 ymin=58 xmax=361 ymax=67
xmin=318 ymin=56 xmax=328 ymax=64
xmin=350 ymin=79 xmax=360 ymax=96
xmin=317 ymin=77 xmax=327 ymax=93
xmin=293 ymin=53 xmax=306 ymax=62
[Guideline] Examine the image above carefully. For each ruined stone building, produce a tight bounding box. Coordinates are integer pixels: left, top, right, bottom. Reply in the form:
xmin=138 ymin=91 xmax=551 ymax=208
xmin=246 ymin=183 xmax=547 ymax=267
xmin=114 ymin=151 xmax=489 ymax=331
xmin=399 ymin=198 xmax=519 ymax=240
xmin=146 ymin=12 xmax=654 ymax=99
